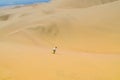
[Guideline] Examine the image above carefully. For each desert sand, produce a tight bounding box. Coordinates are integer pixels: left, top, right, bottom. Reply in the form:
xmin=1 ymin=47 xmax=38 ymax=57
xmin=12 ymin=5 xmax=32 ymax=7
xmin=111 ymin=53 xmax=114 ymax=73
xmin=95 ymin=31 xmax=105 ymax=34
xmin=0 ymin=0 xmax=120 ymax=80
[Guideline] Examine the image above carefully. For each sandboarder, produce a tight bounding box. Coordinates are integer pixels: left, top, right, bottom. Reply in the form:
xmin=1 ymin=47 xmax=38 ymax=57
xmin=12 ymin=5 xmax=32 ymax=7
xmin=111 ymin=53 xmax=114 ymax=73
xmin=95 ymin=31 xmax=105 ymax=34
xmin=52 ymin=46 xmax=57 ymax=54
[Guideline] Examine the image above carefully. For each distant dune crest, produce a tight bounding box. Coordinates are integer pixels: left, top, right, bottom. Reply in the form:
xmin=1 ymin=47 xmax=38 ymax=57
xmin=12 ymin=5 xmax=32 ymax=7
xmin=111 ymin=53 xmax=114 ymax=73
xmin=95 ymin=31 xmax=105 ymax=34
xmin=52 ymin=0 xmax=118 ymax=8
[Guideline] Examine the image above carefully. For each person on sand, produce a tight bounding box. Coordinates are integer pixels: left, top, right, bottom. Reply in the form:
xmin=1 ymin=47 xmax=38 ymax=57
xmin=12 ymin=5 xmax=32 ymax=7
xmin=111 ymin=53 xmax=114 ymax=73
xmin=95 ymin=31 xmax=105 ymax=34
xmin=52 ymin=46 xmax=57 ymax=54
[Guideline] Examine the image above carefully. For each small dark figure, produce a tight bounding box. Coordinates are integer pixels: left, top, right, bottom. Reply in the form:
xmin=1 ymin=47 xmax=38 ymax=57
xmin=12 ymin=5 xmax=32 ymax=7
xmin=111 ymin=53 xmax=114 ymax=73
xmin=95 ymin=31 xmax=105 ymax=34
xmin=52 ymin=46 xmax=57 ymax=54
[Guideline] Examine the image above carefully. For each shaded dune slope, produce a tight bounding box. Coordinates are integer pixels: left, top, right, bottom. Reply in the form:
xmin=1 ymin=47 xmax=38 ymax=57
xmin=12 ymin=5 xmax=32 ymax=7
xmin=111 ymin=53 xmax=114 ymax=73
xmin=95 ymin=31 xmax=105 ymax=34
xmin=0 ymin=14 xmax=10 ymax=21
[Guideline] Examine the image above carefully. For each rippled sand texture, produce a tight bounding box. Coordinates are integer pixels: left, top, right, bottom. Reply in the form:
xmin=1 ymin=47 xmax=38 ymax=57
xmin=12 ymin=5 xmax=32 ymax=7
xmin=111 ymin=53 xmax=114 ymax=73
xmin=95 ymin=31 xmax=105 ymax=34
xmin=0 ymin=0 xmax=120 ymax=80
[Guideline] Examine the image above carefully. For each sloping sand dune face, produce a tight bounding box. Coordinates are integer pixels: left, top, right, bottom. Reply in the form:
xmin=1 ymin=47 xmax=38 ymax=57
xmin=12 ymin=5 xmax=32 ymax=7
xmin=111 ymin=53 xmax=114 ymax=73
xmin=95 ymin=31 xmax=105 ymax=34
xmin=0 ymin=0 xmax=120 ymax=53
xmin=0 ymin=42 xmax=120 ymax=80
xmin=52 ymin=0 xmax=118 ymax=8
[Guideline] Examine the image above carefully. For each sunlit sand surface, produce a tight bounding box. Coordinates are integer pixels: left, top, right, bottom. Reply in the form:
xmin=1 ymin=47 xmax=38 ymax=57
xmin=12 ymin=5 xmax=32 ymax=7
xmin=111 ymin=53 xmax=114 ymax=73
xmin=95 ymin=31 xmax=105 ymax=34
xmin=0 ymin=0 xmax=120 ymax=80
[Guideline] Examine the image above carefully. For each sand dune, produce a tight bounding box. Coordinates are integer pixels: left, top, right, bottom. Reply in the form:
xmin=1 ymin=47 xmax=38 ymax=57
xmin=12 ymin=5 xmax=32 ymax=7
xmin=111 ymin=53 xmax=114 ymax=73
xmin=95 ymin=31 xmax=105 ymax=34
xmin=0 ymin=0 xmax=120 ymax=80
xmin=0 ymin=41 xmax=120 ymax=80
xmin=52 ymin=0 xmax=118 ymax=8
xmin=0 ymin=0 xmax=120 ymax=53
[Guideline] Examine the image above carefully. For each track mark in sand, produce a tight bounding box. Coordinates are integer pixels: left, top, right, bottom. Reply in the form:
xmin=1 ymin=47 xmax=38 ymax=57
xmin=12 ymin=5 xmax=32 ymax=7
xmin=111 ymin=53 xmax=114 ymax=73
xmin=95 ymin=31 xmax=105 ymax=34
xmin=0 ymin=24 xmax=41 ymax=45
xmin=0 ymin=68 xmax=13 ymax=80
xmin=1 ymin=76 xmax=12 ymax=80
xmin=56 ymin=71 xmax=80 ymax=80
xmin=21 ymin=30 xmax=42 ymax=45
xmin=3 ymin=25 xmax=34 ymax=37
xmin=4 ymin=22 xmax=59 ymax=38
xmin=28 ymin=23 xmax=59 ymax=37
